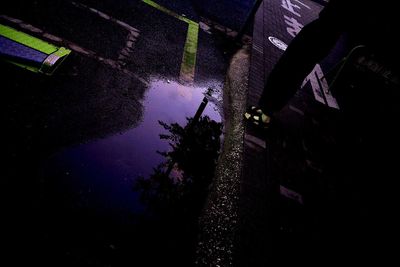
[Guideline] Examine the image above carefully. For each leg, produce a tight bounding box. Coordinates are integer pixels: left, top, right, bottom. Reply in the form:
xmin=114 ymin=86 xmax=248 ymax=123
xmin=259 ymin=17 xmax=341 ymax=115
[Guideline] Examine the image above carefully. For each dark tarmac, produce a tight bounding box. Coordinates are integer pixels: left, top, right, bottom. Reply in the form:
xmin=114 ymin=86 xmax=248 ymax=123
xmin=2 ymin=0 xmax=399 ymax=266
xmin=1 ymin=0 xmax=246 ymax=266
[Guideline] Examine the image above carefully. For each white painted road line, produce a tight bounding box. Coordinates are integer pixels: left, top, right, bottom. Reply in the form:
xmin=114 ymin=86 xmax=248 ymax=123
xmin=0 ymin=14 xmax=148 ymax=86
xmin=293 ymin=0 xmax=311 ymax=10
xmin=302 ymin=64 xmax=339 ymax=109
xmin=71 ymin=1 xmax=140 ymax=68
xmin=280 ymin=185 xmax=304 ymax=204
xmin=245 ymin=134 xmax=267 ymax=149
xmin=71 ymin=1 xmax=140 ymax=34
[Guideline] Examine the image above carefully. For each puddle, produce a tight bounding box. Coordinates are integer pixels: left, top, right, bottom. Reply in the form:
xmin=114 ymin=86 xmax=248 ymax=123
xmin=41 ymin=78 xmax=223 ymax=217
xmin=37 ymin=78 xmax=224 ymax=265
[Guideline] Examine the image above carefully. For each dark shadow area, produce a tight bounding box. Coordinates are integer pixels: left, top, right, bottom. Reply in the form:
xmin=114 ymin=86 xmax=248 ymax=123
xmin=2 ymin=81 xmax=223 ymax=265
xmin=1 ymin=53 xmax=146 ymax=159
xmin=2 ymin=0 xmax=128 ymax=59
xmin=190 ymin=0 xmax=256 ymax=31
xmin=265 ymin=49 xmax=400 ymax=265
xmin=1 ymin=53 xmax=147 ymax=266
xmin=133 ymin=115 xmax=223 ymax=266
xmin=310 ymin=0 xmax=329 ymax=6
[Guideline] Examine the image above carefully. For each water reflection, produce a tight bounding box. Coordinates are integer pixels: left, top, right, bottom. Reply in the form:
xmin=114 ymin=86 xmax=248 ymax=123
xmin=42 ymin=79 xmax=222 ymax=214
xmin=135 ymin=115 xmax=223 ymax=215
xmin=37 ymin=79 xmax=223 ymax=265
xmin=133 ymin=114 xmax=223 ymax=265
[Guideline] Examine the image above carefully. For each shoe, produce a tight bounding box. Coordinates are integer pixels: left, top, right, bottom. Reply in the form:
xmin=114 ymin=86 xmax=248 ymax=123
xmin=244 ymin=106 xmax=271 ymax=129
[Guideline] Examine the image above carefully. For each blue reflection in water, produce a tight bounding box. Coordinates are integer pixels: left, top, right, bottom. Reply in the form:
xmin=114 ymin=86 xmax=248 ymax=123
xmin=42 ymin=79 xmax=222 ymax=218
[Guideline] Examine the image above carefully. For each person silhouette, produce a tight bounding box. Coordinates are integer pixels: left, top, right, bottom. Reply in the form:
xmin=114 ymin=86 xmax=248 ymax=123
xmin=245 ymin=0 xmax=398 ymax=128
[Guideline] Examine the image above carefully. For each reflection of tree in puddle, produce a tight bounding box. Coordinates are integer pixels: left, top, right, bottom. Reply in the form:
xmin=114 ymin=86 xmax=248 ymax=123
xmin=135 ymin=115 xmax=222 ymax=215
xmin=135 ymin=87 xmax=222 ymax=216
xmin=133 ymin=115 xmax=222 ymax=264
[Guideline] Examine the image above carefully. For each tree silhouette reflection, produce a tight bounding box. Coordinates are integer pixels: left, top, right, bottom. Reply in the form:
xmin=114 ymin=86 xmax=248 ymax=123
xmin=135 ymin=115 xmax=222 ymax=217
xmin=133 ymin=115 xmax=222 ymax=265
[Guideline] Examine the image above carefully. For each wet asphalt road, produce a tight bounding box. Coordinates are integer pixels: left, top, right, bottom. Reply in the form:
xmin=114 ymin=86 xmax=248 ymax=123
xmin=1 ymin=0 xmax=256 ymax=266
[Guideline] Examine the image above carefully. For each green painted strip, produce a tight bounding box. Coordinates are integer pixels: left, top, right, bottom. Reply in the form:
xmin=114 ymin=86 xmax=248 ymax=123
xmin=180 ymin=22 xmax=199 ymax=83
xmin=6 ymin=60 xmax=41 ymax=73
xmin=39 ymin=47 xmax=72 ymax=75
xmin=0 ymin=24 xmax=58 ymax=54
xmin=142 ymin=0 xmax=192 ymax=24
xmin=53 ymin=47 xmax=72 ymax=58
xmin=142 ymin=0 xmax=199 ymax=83
xmin=7 ymin=47 xmax=71 ymax=75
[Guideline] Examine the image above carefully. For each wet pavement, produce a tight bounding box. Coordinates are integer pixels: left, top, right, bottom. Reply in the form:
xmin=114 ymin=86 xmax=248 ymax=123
xmin=1 ymin=0 xmax=240 ymax=266
xmin=40 ymin=79 xmax=222 ymax=216
xmin=4 ymin=0 xmax=398 ymax=266
xmin=191 ymin=0 xmax=257 ymax=31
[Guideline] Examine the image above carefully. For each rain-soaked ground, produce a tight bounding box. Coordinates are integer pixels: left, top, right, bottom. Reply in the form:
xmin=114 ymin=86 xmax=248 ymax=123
xmin=0 ymin=0 xmax=255 ymax=265
xmin=41 ymin=79 xmax=223 ymax=217
xmin=36 ymin=79 xmax=224 ymax=266
xmin=2 ymin=63 xmax=226 ymax=266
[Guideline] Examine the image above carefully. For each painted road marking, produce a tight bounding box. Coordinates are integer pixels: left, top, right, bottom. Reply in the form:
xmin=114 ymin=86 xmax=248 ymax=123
xmin=302 ymin=64 xmax=339 ymax=109
xmin=293 ymin=0 xmax=311 ymax=10
xmin=181 ymin=23 xmax=199 ymax=83
xmin=278 ymin=0 xmax=339 ymax=109
xmin=199 ymin=17 xmax=245 ymax=39
xmin=280 ymin=185 xmax=304 ymax=204
xmin=71 ymin=2 xmax=140 ymax=33
xmin=71 ymin=1 xmax=140 ymax=68
xmin=142 ymin=0 xmax=199 ymax=84
xmin=0 ymin=14 xmax=148 ymax=86
xmin=288 ymin=104 xmax=305 ymax=116
xmin=244 ymin=134 xmax=266 ymax=149
xmin=199 ymin=22 xmax=212 ymax=34
xmin=117 ymin=31 xmax=139 ymax=67
xmin=268 ymin=36 xmax=288 ymax=51
xmin=142 ymin=0 xmax=193 ymax=24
